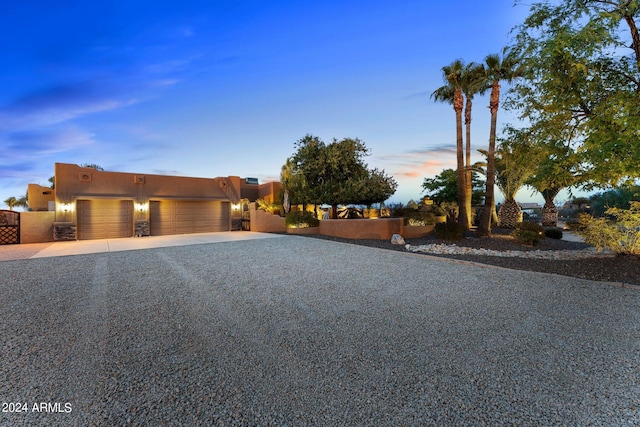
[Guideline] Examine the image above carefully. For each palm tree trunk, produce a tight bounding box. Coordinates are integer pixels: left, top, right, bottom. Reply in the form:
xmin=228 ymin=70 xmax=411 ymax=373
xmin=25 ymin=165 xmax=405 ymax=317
xmin=478 ymin=81 xmax=500 ymax=235
xmin=541 ymin=188 xmax=561 ymax=227
xmin=465 ymin=97 xmax=473 ymax=228
xmin=454 ymin=88 xmax=469 ymax=230
xmin=498 ymin=198 xmax=522 ymax=228
xmin=541 ymin=200 xmax=558 ymax=227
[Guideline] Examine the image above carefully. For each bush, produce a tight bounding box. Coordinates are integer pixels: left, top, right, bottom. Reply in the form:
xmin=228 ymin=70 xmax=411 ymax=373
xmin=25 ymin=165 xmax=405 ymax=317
xmin=544 ymin=228 xmax=563 ymax=239
xmin=403 ymin=211 xmax=435 ymax=226
xmin=512 ymin=222 xmax=544 ymax=245
xmin=256 ymin=198 xmax=281 ymax=215
xmin=285 ymin=210 xmax=319 ymax=228
xmin=576 ymin=202 xmax=640 ymax=255
xmin=434 ymin=222 xmax=464 ymax=240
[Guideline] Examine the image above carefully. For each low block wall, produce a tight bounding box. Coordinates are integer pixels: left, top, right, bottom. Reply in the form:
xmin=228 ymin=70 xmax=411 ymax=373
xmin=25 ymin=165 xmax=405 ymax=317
xmin=401 ymin=224 xmax=435 ymax=239
xmin=319 ymin=218 xmax=402 ymax=240
xmin=20 ymin=211 xmax=55 ymax=243
xmin=249 ymin=204 xmax=286 ymax=233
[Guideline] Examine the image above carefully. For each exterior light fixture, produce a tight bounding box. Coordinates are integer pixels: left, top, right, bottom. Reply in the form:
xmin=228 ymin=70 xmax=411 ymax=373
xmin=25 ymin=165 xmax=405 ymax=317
xmin=232 ymin=203 xmax=240 ymax=211
xmin=136 ymin=202 xmax=146 ymax=212
xmin=62 ymin=203 xmax=70 ymax=212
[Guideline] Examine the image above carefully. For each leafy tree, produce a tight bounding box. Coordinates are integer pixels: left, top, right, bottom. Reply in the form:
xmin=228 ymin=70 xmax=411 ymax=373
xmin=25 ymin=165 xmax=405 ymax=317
xmin=280 ymin=157 xmax=308 ymax=211
xmin=349 ymin=168 xmax=397 ymax=208
xmin=285 ymin=135 xmax=396 ymax=217
xmin=432 ymin=59 xmax=470 ymax=230
xmin=511 ymin=0 xmax=640 ymax=187
xmin=525 ymin=126 xmax=581 ymax=226
xmin=477 ymin=49 xmax=523 ymax=235
xmin=422 ymin=168 xmax=484 ymax=205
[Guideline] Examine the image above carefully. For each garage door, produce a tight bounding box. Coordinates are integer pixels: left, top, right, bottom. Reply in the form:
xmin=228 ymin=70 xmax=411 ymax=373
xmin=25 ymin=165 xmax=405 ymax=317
xmin=149 ymin=201 xmax=230 ymax=236
xmin=77 ymin=200 xmax=133 ymax=240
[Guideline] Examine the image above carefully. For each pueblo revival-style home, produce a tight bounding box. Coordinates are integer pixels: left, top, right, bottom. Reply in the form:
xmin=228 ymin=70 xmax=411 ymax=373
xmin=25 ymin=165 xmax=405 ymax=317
xmin=23 ymin=163 xmax=280 ymax=242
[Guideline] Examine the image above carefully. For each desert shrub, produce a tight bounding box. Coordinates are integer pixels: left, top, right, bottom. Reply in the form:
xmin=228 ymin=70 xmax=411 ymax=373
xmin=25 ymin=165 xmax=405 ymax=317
xmin=544 ymin=228 xmax=563 ymax=239
xmin=256 ymin=198 xmax=281 ymax=215
xmin=285 ymin=210 xmax=319 ymax=228
xmin=403 ymin=211 xmax=435 ymax=226
xmin=512 ymin=222 xmax=544 ymax=245
xmin=576 ymin=202 xmax=640 ymax=255
xmin=434 ymin=222 xmax=464 ymax=240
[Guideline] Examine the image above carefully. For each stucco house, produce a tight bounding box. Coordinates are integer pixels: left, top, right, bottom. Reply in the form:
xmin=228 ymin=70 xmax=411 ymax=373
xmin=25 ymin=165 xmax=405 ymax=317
xmin=23 ymin=163 xmax=280 ymax=242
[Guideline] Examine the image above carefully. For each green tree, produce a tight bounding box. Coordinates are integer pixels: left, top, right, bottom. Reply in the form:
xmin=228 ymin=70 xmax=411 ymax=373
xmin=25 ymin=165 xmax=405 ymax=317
xmin=286 ymin=135 xmax=396 ymax=217
xmin=477 ymin=49 xmax=522 ymax=235
xmin=350 ymin=168 xmax=398 ymax=208
xmin=511 ymin=0 xmax=640 ymax=187
xmin=280 ymin=157 xmax=308 ymax=211
xmin=432 ymin=59 xmax=470 ymax=230
xmin=525 ymin=128 xmax=580 ymax=226
xmin=422 ymin=168 xmax=484 ymax=206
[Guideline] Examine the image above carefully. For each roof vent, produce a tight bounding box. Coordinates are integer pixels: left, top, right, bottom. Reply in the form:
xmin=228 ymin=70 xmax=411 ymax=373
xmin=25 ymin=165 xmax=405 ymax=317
xmin=245 ymin=177 xmax=259 ymax=185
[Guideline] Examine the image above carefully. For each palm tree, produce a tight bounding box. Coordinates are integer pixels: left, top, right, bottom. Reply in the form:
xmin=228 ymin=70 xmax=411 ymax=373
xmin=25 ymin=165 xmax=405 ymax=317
xmin=478 ymin=49 xmax=522 ymax=235
xmin=432 ymin=59 xmax=470 ymax=229
xmin=460 ymin=62 xmax=489 ymax=228
xmin=4 ymin=196 xmax=28 ymax=211
xmin=494 ymin=131 xmax=540 ymax=228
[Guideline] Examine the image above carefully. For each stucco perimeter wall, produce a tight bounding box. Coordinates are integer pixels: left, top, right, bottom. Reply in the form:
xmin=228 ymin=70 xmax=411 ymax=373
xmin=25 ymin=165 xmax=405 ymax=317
xmin=21 ymin=211 xmax=55 ymax=243
xmin=319 ymin=218 xmax=403 ymax=240
xmin=249 ymin=203 xmax=286 ymax=233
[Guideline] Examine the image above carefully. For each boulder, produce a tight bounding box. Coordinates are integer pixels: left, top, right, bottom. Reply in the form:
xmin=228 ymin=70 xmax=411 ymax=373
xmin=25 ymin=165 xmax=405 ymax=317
xmin=390 ymin=234 xmax=405 ymax=245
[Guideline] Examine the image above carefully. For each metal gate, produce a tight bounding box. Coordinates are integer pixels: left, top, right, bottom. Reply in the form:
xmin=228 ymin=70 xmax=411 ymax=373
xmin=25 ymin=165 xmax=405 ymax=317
xmin=0 ymin=210 xmax=20 ymax=245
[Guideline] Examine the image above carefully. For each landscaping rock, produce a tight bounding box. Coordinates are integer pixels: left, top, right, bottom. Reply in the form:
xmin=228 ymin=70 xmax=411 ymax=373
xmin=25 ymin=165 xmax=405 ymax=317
xmin=390 ymin=234 xmax=405 ymax=245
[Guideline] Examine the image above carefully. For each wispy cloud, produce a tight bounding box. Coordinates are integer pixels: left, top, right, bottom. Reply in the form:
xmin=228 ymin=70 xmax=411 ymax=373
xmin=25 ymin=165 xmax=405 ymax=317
xmin=0 ymin=82 xmax=138 ymax=132
xmin=377 ymin=145 xmax=458 ymax=180
xmin=6 ymin=126 xmax=95 ymax=154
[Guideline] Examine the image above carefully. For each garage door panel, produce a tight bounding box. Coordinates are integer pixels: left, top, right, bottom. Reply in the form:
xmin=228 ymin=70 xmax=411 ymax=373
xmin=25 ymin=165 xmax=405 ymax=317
xmin=77 ymin=200 xmax=133 ymax=240
xmin=150 ymin=201 xmax=229 ymax=236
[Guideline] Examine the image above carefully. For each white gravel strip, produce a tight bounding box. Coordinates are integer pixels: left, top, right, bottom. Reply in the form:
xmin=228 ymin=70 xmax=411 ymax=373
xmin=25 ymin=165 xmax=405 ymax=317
xmin=405 ymin=243 xmax=614 ymax=260
xmin=1 ymin=236 xmax=639 ymax=426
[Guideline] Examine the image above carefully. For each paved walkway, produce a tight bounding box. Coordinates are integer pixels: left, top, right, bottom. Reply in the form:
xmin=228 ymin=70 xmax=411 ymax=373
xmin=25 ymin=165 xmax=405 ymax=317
xmin=0 ymin=231 xmax=287 ymax=261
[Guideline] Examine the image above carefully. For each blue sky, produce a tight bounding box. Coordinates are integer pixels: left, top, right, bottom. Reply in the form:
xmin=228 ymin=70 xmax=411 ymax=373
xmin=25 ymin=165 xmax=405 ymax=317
xmin=1 ymin=0 xmax=537 ymax=208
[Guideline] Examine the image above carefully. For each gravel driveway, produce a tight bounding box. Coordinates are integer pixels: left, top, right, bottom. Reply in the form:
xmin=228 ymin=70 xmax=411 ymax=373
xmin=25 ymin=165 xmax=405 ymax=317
xmin=1 ymin=236 xmax=639 ymax=426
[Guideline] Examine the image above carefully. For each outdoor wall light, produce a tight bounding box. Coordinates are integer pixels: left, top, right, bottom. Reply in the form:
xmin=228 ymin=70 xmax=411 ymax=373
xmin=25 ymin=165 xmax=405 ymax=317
xmin=232 ymin=203 xmax=240 ymax=211
xmin=62 ymin=203 xmax=70 ymax=212
xmin=136 ymin=202 xmax=147 ymax=212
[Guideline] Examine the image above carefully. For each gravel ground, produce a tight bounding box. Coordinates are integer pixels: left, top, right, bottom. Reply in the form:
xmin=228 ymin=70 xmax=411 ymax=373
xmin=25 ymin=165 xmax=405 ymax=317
xmin=304 ymin=229 xmax=640 ymax=287
xmin=1 ymin=236 xmax=639 ymax=426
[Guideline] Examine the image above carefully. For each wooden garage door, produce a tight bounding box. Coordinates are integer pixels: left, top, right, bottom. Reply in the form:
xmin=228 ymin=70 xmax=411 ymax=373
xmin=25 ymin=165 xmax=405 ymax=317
xmin=77 ymin=200 xmax=133 ymax=240
xmin=149 ymin=201 xmax=229 ymax=236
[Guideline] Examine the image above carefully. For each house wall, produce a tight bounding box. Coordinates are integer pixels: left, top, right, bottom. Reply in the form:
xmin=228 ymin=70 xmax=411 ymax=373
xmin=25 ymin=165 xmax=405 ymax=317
xmin=21 ymin=163 xmax=281 ymax=242
xmin=27 ymin=184 xmax=55 ymax=211
xmin=20 ymin=211 xmax=55 ymax=243
xmin=258 ymin=182 xmax=281 ymax=203
xmin=54 ymin=163 xmax=235 ymax=203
